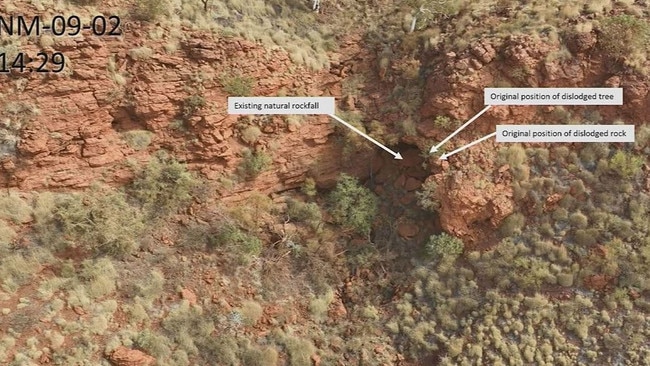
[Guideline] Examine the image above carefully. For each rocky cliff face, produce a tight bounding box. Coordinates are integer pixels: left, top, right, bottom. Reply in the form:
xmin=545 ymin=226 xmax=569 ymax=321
xmin=2 ymin=11 xmax=649 ymax=243
xmin=416 ymin=34 xmax=650 ymax=245
xmin=0 ymin=24 xmax=364 ymax=193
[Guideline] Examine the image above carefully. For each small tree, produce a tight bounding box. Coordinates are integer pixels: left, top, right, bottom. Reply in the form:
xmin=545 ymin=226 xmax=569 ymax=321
xmin=425 ymin=232 xmax=464 ymax=260
xmin=328 ymin=174 xmax=378 ymax=235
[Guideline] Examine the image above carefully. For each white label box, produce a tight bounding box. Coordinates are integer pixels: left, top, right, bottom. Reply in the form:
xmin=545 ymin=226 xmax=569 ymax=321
xmin=497 ymin=125 xmax=635 ymax=143
xmin=485 ymin=88 xmax=623 ymax=105
xmin=228 ymin=97 xmax=335 ymax=114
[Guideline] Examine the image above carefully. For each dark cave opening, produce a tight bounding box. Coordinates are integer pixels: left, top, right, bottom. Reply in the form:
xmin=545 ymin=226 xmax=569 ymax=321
xmin=110 ymin=106 xmax=147 ymax=132
xmin=346 ymin=141 xmax=442 ymax=259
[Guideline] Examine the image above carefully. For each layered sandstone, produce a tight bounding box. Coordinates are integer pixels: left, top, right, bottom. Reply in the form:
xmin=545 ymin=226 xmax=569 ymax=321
xmin=2 ymin=7 xmax=649 ymax=244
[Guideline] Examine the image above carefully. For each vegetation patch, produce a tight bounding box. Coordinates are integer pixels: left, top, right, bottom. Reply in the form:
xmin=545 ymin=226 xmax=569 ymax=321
xmin=4 ymin=2 xmax=650 ymax=365
xmin=609 ymin=150 xmax=644 ymax=179
xmin=180 ymin=94 xmax=207 ymax=121
xmin=0 ymin=191 xmax=32 ymax=224
xmin=128 ymin=46 xmax=154 ymax=61
xmin=238 ymin=148 xmax=272 ymax=180
xmin=328 ymin=174 xmax=378 ymax=236
xmin=211 ymin=222 xmax=263 ymax=259
xmin=416 ymin=179 xmax=440 ymax=212
xmin=424 ymin=232 xmax=464 ymax=260
xmin=134 ymin=0 xmax=170 ymax=21
xmin=0 ymin=220 xmax=16 ymax=245
xmin=240 ymin=125 xmax=262 ymax=145
xmin=33 ymin=185 xmax=145 ymax=257
xmin=220 ymin=73 xmax=255 ymax=97
xmin=1 ymin=100 xmax=40 ymax=157
xmin=129 ymin=151 xmax=201 ymax=217
xmin=598 ymin=15 xmax=650 ymax=60
xmin=121 ymin=130 xmax=154 ymax=151
xmin=286 ymin=198 xmax=322 ymax=229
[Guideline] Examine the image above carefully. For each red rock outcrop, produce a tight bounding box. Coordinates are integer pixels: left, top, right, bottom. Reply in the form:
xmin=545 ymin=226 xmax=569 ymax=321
xmin=180 ymin=288 xmax=197 ymax=305
xmin=0 ymin=5 xmax=374 ymax=196
xmin=416 ymin=33 xmax=650 ymax=242
xmin=3 ymin=3 xmax=649 ymax=244
xmin=106 ymin=347 xmax=155 ymax=366
xmin=426 ymin=145 xmax=514 ymax=248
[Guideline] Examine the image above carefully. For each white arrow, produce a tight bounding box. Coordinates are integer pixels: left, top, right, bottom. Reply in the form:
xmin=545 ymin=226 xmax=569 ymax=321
xmin=430 ymin=105 xmax=493 ymax=153
xmin=328 ymin=114 xmax=403 ymax=160
xmin=439 ymin=132 xmax=497 ymax=160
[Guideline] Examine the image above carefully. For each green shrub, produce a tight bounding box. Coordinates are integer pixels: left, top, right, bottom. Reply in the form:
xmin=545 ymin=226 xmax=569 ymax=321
xmin=359 ymin=305 xmax=380 ymax=320
xmin=134 ymin=0 xmax=170 ymax=21
xmin=416 ymin=179 xmax=440 ymax=212
xmin=328 ymin=174 xmax=378 ymax=235
xmin=228 ymin=192 xmax=273 ymax=230
xmin=220 ymin=74 xmax=255 ymax=96
xmin=499 ymin=144 xmax=527 ymax=167
xmin=598 ymin=15 xmax=650 ymax=60
xmin=198 ymin=336 xmax=239 ymax=365
xmin=208 ymin=223 xmax=262 ymax=260
xmin=557 ymin=273 xmax=574 ymax=287
xmin=171 ymin=350 xmax=191 ymax=366
xmin=424 ymin=232 xmax=464 ymax=260
xmin=239 ymin=300 xmax=263 ymax=325
xmin=129 ymin=151 xmax=200 ymax=216
xmin=238 ymin=148 xmax=272 ymax=179
xmin=134 ymin=269 xmax=165 ymax=301
xmin=34 ymin=186 xmax=145 ymax=257
xmin=499 ymin=144 xmax=530 ymax=181
xmin=241 ymin=346 xmax=279 ymax=366
xmin=574 ymin=228 xmax=599 ymax=246
xmin=79 ymin=257 xmax=118 ymax=298
xmin=241 ymin=125 xmax=262 ymax=145
xmin=635 ymin=124 xmax=650 ymax=150
xmin=286 ymin=198 xmax=322 ymax=229
xmin=609 ymin=150 xmax=643 ymax=179
xmin=169 ymin=119 xmax=187 ymax=132
xmin=400 ymin=117 xmax=417 ymax=136
xmin=309 ymin=290 xmax=334 ymax=321
xmin=159 ymin=300 xmax=243 ymax=363
xmin=134 ymin=330 xmax=172 ymax=359
xmin=569 ymin=211 xmax=589 ymax=229
xmin=283 ymin=336 xmax=316 ymax=366
xmin=181 ymin=95 xmax=206 ymax=120
xmin=335 ymin=111 xmax=369 ymax=151
xmin=301 ymin=178 xmax=317 ymax=197
xmin=1 ymin=251 xmax=43 ymax=293
xmin=309 ymin=297 xmax=330 ymax=321
xmin=433 ymin=115 xmax=456 ymax=130
xmin=500 ymin=212 xmax=525 ymax=236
